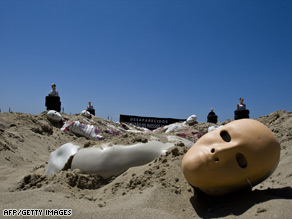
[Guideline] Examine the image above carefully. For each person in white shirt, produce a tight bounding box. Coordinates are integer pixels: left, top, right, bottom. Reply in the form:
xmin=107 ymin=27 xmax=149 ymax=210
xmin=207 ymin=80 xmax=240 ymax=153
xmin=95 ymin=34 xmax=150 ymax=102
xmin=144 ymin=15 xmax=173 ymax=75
xmin=237 ymin=97 xmax=246 ymax=111
xmin=49 ymin=83 xmax=59 ymax=97
xmin=87 ymin=101 xmax=94 ymax=110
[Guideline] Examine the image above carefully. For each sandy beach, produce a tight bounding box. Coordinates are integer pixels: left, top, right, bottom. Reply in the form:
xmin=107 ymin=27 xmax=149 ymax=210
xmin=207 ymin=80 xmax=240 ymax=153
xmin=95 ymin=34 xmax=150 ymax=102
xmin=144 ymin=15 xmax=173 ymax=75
xmin=0 ymin=110 xmax=291 ymax=219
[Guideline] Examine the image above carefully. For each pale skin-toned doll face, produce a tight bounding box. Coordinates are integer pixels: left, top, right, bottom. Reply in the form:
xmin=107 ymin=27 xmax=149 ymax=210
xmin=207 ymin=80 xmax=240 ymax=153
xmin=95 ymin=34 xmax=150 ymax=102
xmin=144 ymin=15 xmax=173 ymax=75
xmin=182 ymin=119 xmax=280 ymax=196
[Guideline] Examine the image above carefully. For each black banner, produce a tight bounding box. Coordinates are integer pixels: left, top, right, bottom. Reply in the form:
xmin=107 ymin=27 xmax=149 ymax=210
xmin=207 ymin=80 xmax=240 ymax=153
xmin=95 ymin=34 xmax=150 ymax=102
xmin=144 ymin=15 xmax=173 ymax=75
xmin=119 ymin=114 xmax=185 ymax=130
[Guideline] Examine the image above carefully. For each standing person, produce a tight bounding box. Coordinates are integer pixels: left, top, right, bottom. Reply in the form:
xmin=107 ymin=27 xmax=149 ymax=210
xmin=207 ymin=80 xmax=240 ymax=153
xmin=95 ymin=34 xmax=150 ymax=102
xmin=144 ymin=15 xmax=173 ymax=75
xmin=237 ymin=97 xmax=246 ymax=111
xmin=87 ymin=101 xmax=95 ymax=115
xmin=208 ymin=108 xmax=216 ymax=116
xmin=46 ymin=83 xmax=61 ymax=112
xmin=207 ymin=108 xmax=218 ymax=123
xmin=49 ymin=83 xmax=59 ymax=97
xmin=87 ymin=101 xmax=94 ymax=110
xmin=235 ymin=97 xmax=249 ymax=120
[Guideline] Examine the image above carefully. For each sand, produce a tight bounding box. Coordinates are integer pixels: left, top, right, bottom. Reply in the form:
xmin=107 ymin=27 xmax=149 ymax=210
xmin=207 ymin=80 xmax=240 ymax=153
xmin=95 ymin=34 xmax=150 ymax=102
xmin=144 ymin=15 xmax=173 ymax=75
xmin=0 ymin=110 xmax=291 ymax=218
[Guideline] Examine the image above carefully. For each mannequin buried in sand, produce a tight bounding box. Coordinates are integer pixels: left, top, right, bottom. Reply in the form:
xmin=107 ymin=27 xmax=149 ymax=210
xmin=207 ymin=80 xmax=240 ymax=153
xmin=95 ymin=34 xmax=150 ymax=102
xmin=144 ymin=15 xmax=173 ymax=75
xmin=182 ymin=119 xmax=280 ymax=196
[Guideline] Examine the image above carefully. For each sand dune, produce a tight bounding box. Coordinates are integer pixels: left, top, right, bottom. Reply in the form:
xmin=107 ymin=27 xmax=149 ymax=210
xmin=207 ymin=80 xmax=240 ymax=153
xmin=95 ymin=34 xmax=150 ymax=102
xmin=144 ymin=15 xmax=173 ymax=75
xmin=0 ymin=110 xmax=291 ymax=218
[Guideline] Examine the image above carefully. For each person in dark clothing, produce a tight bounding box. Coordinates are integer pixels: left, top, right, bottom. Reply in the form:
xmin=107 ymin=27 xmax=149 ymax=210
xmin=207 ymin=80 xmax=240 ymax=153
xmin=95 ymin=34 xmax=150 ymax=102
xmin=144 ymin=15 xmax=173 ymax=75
xmin=207 ymin=108 xmax=218 ymax=123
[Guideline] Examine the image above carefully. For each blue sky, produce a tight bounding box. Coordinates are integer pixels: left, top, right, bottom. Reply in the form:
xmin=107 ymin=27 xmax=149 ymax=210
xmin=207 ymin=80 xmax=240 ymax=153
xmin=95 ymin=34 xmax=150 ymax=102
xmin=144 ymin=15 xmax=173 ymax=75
xmin=0 ymin=0 xmax=291 ymax=122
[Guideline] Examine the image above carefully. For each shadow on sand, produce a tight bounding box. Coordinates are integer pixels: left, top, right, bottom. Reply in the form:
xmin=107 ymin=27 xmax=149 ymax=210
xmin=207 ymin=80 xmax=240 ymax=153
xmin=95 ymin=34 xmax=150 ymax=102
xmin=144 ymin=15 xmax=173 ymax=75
xmin=190 ymin=187 xmax=292 ymax=218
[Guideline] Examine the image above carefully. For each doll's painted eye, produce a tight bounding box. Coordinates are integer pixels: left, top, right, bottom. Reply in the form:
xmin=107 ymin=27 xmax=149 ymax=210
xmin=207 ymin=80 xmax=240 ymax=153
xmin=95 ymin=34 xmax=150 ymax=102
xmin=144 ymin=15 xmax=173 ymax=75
xmin=220 ymin=130 xmax=231 ymax=142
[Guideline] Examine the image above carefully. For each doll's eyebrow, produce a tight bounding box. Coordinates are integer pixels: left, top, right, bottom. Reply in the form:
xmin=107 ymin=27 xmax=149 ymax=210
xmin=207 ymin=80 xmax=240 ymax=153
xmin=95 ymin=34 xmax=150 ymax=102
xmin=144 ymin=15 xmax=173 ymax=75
xmin=220 ymin=130 xmax=231 ymax=142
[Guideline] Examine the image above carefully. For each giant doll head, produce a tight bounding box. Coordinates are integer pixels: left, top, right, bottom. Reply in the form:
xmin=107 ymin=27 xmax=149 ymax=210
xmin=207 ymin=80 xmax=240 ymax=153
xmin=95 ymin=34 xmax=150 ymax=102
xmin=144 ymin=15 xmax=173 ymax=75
xmin=182 ymin=119 xmax=280 ymax=196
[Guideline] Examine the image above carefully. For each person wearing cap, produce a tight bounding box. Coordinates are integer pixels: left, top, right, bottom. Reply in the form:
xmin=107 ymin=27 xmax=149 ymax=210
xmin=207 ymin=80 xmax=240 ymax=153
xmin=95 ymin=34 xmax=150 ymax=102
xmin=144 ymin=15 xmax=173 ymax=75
xmin=49 ymin=83 xmax=59 ymax=96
